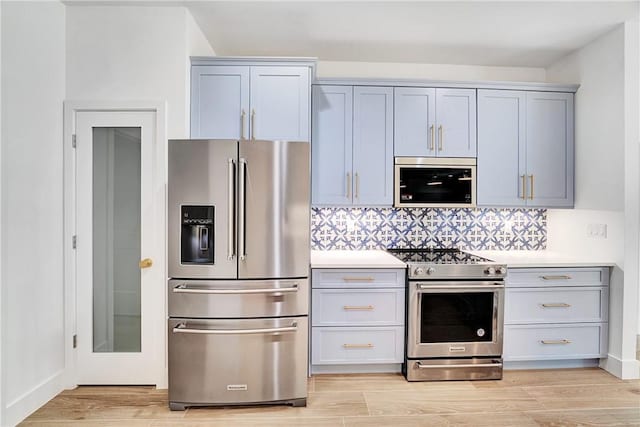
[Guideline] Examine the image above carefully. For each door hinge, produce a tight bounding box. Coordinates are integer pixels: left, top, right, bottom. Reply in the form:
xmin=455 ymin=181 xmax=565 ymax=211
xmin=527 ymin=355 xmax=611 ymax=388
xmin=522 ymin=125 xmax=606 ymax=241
xmin=72 ymin=235 xmax=77 ymax=249
xmin=72 ymin=134 xmax=77 ymax=148
xmin=73 ymin=334 xmax=77 ymax=348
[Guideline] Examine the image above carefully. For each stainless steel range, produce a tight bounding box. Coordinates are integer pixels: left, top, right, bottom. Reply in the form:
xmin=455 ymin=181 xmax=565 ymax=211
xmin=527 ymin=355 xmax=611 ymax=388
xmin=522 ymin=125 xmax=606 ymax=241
xmin=387 ymin=248 xmax=506 ymax=381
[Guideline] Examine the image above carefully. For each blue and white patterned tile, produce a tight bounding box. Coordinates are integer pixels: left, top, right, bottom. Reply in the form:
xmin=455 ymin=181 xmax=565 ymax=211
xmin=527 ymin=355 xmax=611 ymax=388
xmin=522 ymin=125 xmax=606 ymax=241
xmin=310 ymin=207 xmax=546 ymax=251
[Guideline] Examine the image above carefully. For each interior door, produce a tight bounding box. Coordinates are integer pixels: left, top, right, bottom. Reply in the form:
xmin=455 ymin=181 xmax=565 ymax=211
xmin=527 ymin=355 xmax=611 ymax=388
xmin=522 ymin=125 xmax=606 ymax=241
xmin=75 ymin=111 xmax=163 ymax=384
xmin=238 ymin=140 xmax=310 ymax=279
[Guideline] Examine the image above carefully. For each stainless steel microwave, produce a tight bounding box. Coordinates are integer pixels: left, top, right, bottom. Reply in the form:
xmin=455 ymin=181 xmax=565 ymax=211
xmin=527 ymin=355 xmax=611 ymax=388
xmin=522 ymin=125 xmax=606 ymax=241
xmin=394 ymin=157 xmax=477 ymax=208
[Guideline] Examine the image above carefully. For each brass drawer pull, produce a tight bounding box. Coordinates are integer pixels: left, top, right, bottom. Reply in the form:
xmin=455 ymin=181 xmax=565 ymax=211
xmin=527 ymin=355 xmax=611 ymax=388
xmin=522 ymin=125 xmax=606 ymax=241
xmin=343 ymin=305 xmax=374 ymax=311
xmin=521 ymin=175 xmax=526 ymax=200
xmin=429 ymin=124 xmax=435 ymax=151
xmin=541 ymin=339 xmax=571 ymax=345
xmin=541 ymin=303 xmax=571 ymax=308
xmin=540 ymin=275 xmax=572 ymax=280
xmin=342 ymin=343 xmax=374 ymax=349
xmin=342 ymin=277 xmax=375 ymax=282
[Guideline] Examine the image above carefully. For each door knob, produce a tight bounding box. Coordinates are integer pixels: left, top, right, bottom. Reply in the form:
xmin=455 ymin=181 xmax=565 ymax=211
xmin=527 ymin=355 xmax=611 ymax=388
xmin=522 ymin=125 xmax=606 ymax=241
xmin=139 ymin=258 xmax=153 ymax=269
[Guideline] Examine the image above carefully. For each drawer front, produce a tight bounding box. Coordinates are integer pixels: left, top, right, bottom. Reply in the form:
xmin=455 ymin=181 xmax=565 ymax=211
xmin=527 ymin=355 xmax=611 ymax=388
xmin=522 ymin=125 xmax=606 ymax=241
xmin=169 ymin=317 xmax=307 ymax=405
xmin=312 ymin=269 xmax=405 ymax=289
xmin=311 ymin=326 xmax=404 ymax=364
xmin=505 ymin=287 xmax=608 ymax=324
xmin=504 ymin=323 xmax=607 ymax=361
xmin=312 ymin=288 xmax=404 ymax=326
xmin=507 ymin=268 xmax=608 ymax=288
xmin=168 ymin=278 xmax=308 ymax=318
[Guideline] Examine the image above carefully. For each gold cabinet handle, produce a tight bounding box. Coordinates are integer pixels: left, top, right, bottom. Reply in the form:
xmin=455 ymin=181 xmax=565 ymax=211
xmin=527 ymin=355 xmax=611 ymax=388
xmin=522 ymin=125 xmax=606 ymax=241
xmin=521 ymin=175 xmax=526 ymax=200
xmin=343 ymin=343 xmax=374 ymax=349
xmin=250 ymin=109 xmax=256 ymax=140
xmin=346 ymin=172 xmax=351 ymax=199
xmin=342 ymin=277 xmax=374 ymax=282
xmin=240 ymin=109 xmax=246 ymax=140
xmin=529 ymin=174 xmax=534 ymax=200
xmin=429 ymin=124 xmax=435 ymax=151
xmin=438 ymin=125 xmax=443 ymax=151
xmin=541 ymin=303 xmax=571 ymax=308
xmin=540 ymin=275 xmax=572 ymax=280
xmin=541 ymin=339 xmax=571 ymax=345
xmin=139 ymin=258 xmax=153 ymax=269
xmin=343 ymin=305 xmax=374 ymax=311
xmin=355 ymin=172 xmax=360 ymax=199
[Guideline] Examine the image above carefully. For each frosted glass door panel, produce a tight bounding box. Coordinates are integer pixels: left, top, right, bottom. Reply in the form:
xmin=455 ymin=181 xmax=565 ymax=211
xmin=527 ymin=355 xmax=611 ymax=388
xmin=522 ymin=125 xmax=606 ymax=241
xmin=92 ymin=127 xmax=141 ymax=353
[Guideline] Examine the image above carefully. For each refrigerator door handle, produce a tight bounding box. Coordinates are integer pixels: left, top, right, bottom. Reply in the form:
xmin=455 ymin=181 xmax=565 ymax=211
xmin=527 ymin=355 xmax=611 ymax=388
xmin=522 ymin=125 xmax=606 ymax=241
xmin=173 ymin=283 xmax=299 ymax=294
xmin=227 ymin=158 xmax=236 ymax=260
xmin=173 ymin=322 xmax=298 ymax=335
xmin=238 ymin=158 xmax=247 ymax=261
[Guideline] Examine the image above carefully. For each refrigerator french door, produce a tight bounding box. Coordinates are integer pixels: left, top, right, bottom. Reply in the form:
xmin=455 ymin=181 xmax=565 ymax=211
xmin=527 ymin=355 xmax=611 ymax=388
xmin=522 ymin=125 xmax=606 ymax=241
xmin=167 ymin=139 xmax=310 ymax=410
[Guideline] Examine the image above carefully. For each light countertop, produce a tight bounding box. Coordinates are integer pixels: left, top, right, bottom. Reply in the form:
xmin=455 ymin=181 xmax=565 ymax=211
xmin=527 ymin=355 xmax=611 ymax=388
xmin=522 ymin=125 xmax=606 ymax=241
xmin=310 ymin=249 xmax=616 ymax=269
xmin=469 ymin=250 xmax=616 ymax=268
xmin=310 ymin=250 xmax=406 ymax=269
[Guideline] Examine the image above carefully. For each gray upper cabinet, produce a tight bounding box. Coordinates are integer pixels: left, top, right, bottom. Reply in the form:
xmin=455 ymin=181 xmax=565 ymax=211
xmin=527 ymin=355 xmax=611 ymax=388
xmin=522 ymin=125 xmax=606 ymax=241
xmin=191 ymin=63 xmax=311 ymax=141
xmin=312 ymin=85 xmax=353 ymax=205
xmin=312 ymin=85 xmax=393 ymax=206
xmin=477 ymin=90 xmax=574 ymax=208
xmin=394 ymin=87 xmax=476 ymax=158
xmin=352 ymin=86 xmax=394 ymax=206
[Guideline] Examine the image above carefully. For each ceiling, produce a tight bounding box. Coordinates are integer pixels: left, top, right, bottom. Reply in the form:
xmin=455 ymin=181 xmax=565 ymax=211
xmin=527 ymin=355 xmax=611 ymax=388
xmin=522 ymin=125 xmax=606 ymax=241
xmin=187 ymin=1 xmax=639 ymax=68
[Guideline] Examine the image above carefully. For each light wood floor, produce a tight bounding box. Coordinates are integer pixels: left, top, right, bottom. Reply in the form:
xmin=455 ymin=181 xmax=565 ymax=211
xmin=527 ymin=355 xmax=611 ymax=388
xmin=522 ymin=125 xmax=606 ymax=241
xmin=21 ymin=368 xmax=640 ymax=426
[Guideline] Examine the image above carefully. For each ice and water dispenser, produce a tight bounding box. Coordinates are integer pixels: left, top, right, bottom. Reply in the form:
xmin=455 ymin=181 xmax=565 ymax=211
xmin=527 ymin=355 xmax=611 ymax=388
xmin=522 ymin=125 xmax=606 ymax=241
xmin=181 ymin=205 xmax=214 ymax=264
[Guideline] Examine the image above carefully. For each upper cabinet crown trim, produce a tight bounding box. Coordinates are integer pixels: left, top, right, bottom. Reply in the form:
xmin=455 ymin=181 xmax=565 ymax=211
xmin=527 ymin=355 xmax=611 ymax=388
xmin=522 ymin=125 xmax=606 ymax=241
xmin=313 ymin=78 xmax=579 ymax=93
xmin=192 ymin=56 xmax=317 ymax=73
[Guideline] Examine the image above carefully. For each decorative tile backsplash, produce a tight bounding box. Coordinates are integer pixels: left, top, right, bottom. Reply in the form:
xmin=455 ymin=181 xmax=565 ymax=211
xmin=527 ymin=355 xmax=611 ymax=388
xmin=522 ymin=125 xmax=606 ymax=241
xmin=311 ymin=207 xmax=546 ymax=251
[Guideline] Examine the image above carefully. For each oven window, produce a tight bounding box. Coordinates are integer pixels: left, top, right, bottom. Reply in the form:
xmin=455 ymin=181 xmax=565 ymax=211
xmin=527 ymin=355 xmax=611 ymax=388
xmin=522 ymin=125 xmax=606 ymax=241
xmin=420 ymin=292 xmax=494 ymax=343
xmin=399 ymin=167 xmax=473 ymax=204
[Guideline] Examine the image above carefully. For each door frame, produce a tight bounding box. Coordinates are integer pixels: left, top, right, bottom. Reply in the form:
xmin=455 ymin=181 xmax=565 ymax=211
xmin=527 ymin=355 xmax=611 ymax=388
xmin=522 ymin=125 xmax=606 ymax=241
xmin=63 ymin=101 xmax=167 ymax=389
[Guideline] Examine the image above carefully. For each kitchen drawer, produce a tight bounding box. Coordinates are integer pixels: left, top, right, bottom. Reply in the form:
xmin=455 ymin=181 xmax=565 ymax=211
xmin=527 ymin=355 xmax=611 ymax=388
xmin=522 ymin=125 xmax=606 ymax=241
xmin=311 ymin=326 xmax=404 ymax=365
xmin=312 ymin=269 xmax=405 ymax=289
xmin=505 ymin=287 xmax=608 ymax=324
xmin=168 ymin=278 xmax=308 ymax=318
xmin=507 ymin=268 xmax=609 ymax=288
xmin=504 ymin=323 xmax=607 ymax=361
xmin=312 ymin=288 xmax=404 ymax=326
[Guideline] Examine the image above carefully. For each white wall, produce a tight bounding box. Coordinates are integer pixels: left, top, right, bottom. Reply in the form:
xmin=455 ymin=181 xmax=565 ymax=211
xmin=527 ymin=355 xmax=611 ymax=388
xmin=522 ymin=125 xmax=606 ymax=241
xmin=1 ymin=2 xmax=67 ymax=426
xmin=66 ymin=6 xmax=215 ymax=140
xmin=317 ymin=60 xmax=546 ymax=82
xmin=545 ymin=23 xmax=640 ymax=378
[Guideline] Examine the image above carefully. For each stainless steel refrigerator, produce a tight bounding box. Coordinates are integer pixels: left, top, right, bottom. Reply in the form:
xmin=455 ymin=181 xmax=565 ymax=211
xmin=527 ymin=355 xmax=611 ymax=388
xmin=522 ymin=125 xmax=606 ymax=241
xmin=167 ymin=139 xmax=310 ymax=410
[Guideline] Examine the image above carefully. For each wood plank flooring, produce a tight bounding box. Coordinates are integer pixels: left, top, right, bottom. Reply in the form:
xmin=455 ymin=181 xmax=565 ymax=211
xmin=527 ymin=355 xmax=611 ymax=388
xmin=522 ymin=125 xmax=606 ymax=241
xmin=20 ymin=368 xmax=640 ymax=426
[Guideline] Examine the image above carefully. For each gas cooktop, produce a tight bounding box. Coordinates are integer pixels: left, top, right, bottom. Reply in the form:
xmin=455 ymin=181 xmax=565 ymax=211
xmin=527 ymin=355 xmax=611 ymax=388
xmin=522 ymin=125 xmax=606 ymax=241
xmin=386 ymin=248 xmax=506 ymax=280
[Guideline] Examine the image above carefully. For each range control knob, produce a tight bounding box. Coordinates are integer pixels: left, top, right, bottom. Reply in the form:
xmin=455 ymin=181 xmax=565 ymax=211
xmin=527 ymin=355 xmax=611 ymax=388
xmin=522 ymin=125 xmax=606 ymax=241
xmin=414 ymin=267 xmax=425 ymax=276
xmin=485 ymin=267 xmax=496 ymax=275
xmin=426 ymin=267 xmax=435 ymax=275
xmin=497 ymin=266 xmax=507 ymax=275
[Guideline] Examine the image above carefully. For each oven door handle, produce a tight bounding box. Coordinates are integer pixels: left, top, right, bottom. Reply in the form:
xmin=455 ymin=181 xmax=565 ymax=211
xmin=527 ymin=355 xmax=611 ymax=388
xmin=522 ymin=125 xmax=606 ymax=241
xmin=416 ymin=361 xmax=503 ymax=369
xmin=416 ymin=283 xmax=504 ymax=290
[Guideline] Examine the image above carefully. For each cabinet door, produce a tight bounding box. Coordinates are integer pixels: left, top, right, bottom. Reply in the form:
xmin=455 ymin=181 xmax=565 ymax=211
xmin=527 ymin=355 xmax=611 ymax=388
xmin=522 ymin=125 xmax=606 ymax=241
xmin=435 ymin=88 xmax=477 ymax=157
xmin=394 ymin=87 xmax=436 ymax=157
xmin=311 ymin=85 xmax=353 ymax=205
xmin=190 ymin=65 xmax=249 ymax=139
xmin=477 ymin=90 xmax=526 ymax=206
xmin=526 ymin=92 xmax=574 ymax=207
xmin=249 ymin=66 xmax=310 ymax=141
xmin=352 ymin=86 xmax=394 ymax=205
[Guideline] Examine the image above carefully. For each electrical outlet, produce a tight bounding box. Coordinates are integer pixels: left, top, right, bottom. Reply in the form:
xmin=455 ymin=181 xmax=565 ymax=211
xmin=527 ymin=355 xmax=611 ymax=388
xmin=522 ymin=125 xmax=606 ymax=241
xmin=587 ymin=223 xmax=607 ymax=239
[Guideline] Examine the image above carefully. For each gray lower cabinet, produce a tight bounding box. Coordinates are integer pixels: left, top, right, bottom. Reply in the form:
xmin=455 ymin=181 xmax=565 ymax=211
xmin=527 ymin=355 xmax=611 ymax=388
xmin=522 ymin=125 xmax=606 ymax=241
xmin=310 ymin=268 xmax=405 ymax=373
xmin=477 ymin=90 xmax=574 ymax=208
xmin=504 ymin=267 xmax=609 ymax=362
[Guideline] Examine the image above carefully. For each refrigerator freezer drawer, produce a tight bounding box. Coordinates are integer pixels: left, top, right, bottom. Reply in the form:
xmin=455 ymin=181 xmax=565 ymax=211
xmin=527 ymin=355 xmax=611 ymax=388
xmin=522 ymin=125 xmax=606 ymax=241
xmin=168 ymin=278 xmax=309 ymax=318
xmin=168 ymin=317 xmax=308 ymax=407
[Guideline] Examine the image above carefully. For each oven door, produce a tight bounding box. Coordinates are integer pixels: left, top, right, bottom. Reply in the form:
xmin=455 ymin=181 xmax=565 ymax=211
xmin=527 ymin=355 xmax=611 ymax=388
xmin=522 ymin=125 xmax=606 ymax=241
xmin=407 ymin=281 xmax=504 ymax=358
xmin=394 ymin=158 xmax=476 ymax=208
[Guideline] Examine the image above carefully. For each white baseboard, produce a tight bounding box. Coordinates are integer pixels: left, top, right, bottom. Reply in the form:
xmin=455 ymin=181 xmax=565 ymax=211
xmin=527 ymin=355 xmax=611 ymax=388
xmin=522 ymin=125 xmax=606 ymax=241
xmin=3 ymin=369 xmax=65 ymax=427
xmin=504 ymin=359 xmax=600 ymax=370
xmin=601 ymin=353 xmax=640 ymax=379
